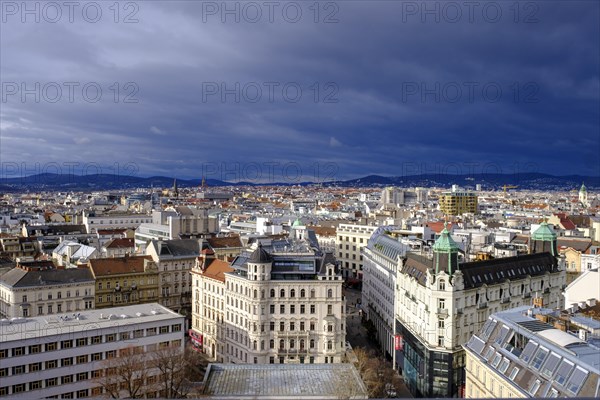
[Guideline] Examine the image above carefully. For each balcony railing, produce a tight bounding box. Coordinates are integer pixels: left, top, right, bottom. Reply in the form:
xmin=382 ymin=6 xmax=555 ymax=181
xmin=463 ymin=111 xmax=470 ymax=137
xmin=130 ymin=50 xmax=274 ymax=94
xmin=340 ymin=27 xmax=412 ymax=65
xmin=477 ymin=302 xmax=488 ymax=310
xmin=501 ymin=297 xmax=510 ymax=304
xmin=437 ymin=308 xmax=448 ymax=316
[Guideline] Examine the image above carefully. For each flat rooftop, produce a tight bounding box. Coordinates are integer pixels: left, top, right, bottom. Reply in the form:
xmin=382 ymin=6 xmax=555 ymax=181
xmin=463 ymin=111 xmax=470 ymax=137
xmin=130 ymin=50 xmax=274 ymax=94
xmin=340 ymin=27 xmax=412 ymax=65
xmin=0 ymin=303 xmax=182 ymax=343
xmin=202 ymin=363 xmax=368 ymax=399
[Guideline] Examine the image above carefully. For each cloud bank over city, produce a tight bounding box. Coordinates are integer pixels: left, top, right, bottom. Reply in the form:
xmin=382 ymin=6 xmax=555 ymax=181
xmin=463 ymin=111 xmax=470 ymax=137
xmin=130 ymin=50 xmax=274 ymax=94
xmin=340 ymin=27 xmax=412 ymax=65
xmin=1 ymin=1 xmax=599 ymax=181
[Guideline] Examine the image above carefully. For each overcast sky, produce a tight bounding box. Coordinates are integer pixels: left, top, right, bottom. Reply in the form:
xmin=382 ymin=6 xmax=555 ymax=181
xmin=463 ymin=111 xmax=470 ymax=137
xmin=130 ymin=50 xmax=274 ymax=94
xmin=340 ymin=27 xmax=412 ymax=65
xmin=1 ymin=0 xmax=598 ymax=182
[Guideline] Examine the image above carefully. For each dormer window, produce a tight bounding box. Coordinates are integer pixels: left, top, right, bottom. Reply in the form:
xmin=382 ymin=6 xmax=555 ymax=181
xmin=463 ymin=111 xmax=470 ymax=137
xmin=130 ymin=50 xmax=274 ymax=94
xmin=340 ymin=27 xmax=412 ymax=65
xmin=439 ymin=280 xmax=446 ymax=291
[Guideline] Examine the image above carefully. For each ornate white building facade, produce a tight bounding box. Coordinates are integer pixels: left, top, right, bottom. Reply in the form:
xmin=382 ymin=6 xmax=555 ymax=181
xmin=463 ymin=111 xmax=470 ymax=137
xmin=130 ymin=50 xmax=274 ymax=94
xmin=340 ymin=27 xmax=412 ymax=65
xmin=192 ymin=222 xmax=346 ymax=364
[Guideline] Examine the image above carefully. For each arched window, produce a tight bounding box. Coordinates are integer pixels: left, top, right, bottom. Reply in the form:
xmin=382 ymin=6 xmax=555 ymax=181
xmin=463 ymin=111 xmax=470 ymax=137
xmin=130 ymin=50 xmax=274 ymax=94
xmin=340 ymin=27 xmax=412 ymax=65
xmin=290 ymin=289 xmax=296 ymax=298
xmin=280 ymin=289 xmax=285 ymax=298
xmin=270 ymin=289 xmax=275 ymax=298
xmin=310 ymin=339 xmax=315 ymax=349
xmin=300 ymin=339 xmax=305 ymax=350
xmin=290 ymin=339 xmax=295 ymax=349
xmin=270 ymin=339 xmax=274 ymax=349
xmin=279 ymin=339 xmax=285 ymax=350
xmin=253 ymin=340 xmax=257 ymax=350
xmin=300 ymin=289 xmax=306 ymax=298
xmin=253 ymin=289 xmax=257 ymax=299
xmin=310 ymin=289 xmax=315 ymax=298
xmin=327 ymin=340 xmax=332 ymax=350
xmin=327 ymin=289 xmax=333 ymax=298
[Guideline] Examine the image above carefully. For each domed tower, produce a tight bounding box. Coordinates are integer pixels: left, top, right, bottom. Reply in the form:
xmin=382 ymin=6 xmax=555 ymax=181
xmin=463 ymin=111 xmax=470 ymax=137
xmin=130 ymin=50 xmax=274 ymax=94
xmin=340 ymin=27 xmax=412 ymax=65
xmin=530 ymin=220 xmax=557 ymax=256
xmin=432 ymin=224 xmax=459 ymax=275
xmin=579 ymin=182 xmax=588 ymax=207
xmin=291 ymin=217 xmax=306 ymax=241
xmin=247 ymin=243 xmax=273 ymax=281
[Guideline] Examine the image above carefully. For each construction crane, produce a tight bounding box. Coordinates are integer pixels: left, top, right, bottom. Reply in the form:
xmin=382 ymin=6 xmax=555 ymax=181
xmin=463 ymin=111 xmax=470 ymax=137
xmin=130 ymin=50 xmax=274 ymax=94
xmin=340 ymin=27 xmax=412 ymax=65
xmin=503 ymin=185 xmax=518 ymax=193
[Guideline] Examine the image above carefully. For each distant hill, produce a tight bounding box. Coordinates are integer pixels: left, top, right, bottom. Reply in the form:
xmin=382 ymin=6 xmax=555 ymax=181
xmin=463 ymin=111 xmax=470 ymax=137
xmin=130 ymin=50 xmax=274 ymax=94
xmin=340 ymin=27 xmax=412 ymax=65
xmin=331 ymin=173 xmax=600 ymax=190
xmin=0 ymin=172 xmax=598 ymax=191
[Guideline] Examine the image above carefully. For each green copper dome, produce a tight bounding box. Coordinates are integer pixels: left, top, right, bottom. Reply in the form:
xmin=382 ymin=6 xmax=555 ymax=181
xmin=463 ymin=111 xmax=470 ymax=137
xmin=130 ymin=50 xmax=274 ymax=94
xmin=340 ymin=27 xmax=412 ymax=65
xmin=532 ymin=221 xmax=556 ymax=241
xmin=292 ymin=218 xmax=303 ymax=227
xmin=580 ymin=182 xmax=587 ymax=192
xmin=432 ymin=226 xmax=459 ymax=253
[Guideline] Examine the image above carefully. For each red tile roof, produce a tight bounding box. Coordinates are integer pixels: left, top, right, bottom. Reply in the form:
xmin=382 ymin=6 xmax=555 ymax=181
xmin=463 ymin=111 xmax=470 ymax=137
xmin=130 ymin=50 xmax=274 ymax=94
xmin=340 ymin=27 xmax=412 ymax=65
xmin=105 ymin=238 xmax=135 ymax=249
xmin=203 ymin=259 xmax=233 ymax=283
xmin=89 ymin=256 xmax=153 ymax=277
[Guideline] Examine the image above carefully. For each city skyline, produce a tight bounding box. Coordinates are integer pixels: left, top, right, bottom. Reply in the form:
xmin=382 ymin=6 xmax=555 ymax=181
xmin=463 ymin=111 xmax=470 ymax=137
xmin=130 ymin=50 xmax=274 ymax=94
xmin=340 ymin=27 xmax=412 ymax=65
xmin=1 ymin=1 xmax=599 ymax=180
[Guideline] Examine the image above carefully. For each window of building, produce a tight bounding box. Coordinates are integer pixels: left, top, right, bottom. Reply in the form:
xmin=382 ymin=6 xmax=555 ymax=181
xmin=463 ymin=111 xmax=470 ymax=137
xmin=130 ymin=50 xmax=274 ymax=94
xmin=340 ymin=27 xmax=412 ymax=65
xmin=310 ymin=305 xmax=316 ymax=314
xmin=327 ymin=289 xmax=333 ymax=298
xmin=77 ymin=355 xmax=88 ymax=364
xmin=61 ymin=357 xmax=73 ymax=367
xmin=29 ymin=362 xmax=42 ymax=372
xmin=290 ymin=305 xmax=295 ymax=314
xmin=300 ymin=289 xmax=305 ymax=298
xmin=46 ymin=360 xmax=58 ymax=369
xmin=270 ymin=305 xmax=275 ymax=314
xmin=29 ymin=344 xmax=41 ymax=354
xmin=13 ymin=383 xmax=25 ymax=393
xmin=45 ymin=342 xmax=57 ymax=352
xmin=280 ymin=305 xmax=285 ymax=314
xmin=76 ymin=338 xmax=87 ymax=347
xmin=12 ymin=365 xmax=25 ymax=375
xmin=29 ymin=380 xmax=42 ymax=390
xmin=280 ymin=322 xmax=285 ymax=331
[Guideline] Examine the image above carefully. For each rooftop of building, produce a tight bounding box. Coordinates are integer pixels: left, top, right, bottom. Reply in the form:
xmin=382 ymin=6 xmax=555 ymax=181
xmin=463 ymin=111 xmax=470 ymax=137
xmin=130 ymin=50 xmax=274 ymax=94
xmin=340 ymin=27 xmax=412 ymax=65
xmin=464 ymin=305 xmax=600 ymax=397
xmin=0 ymin=303 xmax=182 ymax=344
xmin=207 ymin=236 xmax=243 ymax=249
xmin=104 ymin=238 xmax=135 ymax=249
xmin=201 ymin=363 xmax=368 ymax=399
xmin=0 ymin=266 xmax=94 ymax=288
xmin=89 ymin=255 xmax=154 ymax=277
xmin=201 ymin=259 xmax=234 ymax=283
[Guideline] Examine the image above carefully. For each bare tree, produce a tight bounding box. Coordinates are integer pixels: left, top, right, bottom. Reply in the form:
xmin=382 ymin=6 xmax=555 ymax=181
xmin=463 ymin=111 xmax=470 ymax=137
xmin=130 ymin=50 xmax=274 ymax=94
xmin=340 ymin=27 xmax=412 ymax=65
xmin=149 ymin=345 xmax=203 ymax=398
xmin=352 ymin=347 xmax=386 ymax=398
xmin=93 ymin=346 xmax=150 ymax=399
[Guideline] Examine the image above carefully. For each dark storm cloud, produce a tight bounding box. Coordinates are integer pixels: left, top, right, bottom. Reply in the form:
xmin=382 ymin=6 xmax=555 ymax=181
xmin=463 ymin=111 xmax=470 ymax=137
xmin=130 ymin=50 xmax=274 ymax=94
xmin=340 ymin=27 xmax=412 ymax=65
xmin=1 ymin=0 xmax=598 ymax=182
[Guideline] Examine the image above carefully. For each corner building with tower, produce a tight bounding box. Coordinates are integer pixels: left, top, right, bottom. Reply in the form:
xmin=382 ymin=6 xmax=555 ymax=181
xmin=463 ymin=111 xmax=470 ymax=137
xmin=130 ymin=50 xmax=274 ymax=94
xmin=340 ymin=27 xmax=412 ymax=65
xmin=192 ymin=220 xmax=346 ymax=365
xmin=392 ymin=222 xmax=565 ymax=397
